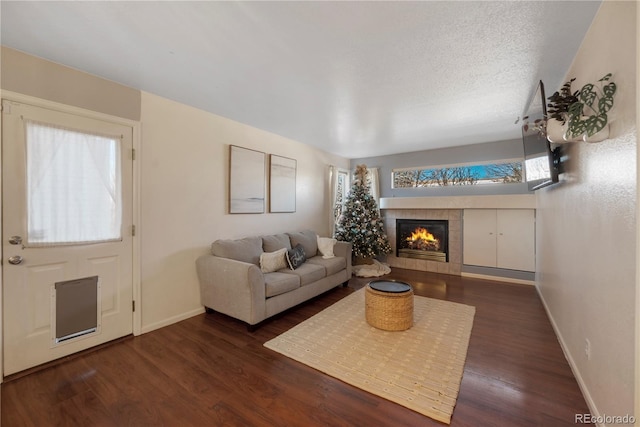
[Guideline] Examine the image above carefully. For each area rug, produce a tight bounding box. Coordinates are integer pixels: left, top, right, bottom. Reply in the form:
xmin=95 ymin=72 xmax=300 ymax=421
xmin=264 ymin=289 xmax=475 ymax=424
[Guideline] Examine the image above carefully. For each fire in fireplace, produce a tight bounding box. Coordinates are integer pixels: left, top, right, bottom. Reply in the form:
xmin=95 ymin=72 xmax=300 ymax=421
xmin=396 ymin=219 xmax=448 ymax=262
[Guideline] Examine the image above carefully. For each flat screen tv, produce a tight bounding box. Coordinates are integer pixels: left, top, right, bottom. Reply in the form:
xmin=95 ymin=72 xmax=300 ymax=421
xmin=522 ymin=80 xmax=561 ymax=191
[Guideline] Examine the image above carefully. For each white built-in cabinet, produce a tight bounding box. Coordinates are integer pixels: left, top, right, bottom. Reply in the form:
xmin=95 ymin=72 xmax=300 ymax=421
xmin=463 ymin=209 xmax=535 ymax=272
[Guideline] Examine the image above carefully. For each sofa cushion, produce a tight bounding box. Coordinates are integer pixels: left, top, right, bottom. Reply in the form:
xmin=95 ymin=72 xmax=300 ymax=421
xmin=262 ymin=233 xmax=292 ymax=253
xmin=287 ymin=230 xmax=318 ymax=257
xmin=286 ymin=244 xmax=306 ymax=270
xmin=317 ymin=236 xmax=337 ymax=259
xmin=306 ymin=255 xmax=346 ymax=277
xmin=260 ymin=248 xmax=288 ymax=273
xmin=211 ymin=236 xmax=263 ymax=266
xmin=264 ymin=272 xmax=300 ymax=297
xmin=281 ymin=262 xmax=325 ymax=286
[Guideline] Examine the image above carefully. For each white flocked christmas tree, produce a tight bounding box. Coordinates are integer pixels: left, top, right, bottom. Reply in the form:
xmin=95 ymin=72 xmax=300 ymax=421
xmin=334 ymin=164 xmax=391 ymax=264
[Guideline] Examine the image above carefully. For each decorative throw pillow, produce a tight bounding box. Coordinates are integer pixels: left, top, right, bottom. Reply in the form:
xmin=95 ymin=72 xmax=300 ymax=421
xmin=286 ymin=244 xmax=307 ymax=270
xmin=317 ymin=236 xmax=337 ymax=259
xmin=260 ymin=248 xmax=288 ymax=273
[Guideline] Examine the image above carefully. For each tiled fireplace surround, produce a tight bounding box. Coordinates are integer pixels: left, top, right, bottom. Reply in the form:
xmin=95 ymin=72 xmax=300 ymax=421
xmin=382 ymin=209 xmax=462 ymax=276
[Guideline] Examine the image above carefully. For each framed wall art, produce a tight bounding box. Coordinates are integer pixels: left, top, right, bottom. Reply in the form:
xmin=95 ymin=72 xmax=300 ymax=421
xmin=229 ymin=145 xmax=265 ymax=214
xmin=269 ymin=154 xmax=296 ymax=213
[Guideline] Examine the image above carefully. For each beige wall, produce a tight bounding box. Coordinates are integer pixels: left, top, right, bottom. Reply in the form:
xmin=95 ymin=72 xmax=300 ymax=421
xmin=0 ymin=47 xmax=349 ymax=338
xmin=536 ymin=0 xmax=637 ymax=421
xmin=1 ymin=46 xmax=140 ymax=121
xmin=139 ymin=92 xmax=349 ymax=331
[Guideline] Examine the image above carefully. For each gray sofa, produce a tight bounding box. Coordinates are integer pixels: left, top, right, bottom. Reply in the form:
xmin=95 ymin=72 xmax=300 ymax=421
xmin=196 ymin=230 xmax=352 ymax=329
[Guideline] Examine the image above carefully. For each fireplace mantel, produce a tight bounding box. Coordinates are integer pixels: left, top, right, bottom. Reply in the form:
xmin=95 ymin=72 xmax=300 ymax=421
xmin=380 ymin=195 xmax=535 ymax=210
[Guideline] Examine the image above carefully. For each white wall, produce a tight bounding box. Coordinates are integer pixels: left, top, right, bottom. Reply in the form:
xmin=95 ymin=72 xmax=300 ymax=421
xmin=535 ymin=1 xmax=637 ymax=422
xmin=0 ymin=47 xmax=350 ymax=345
xmin=139 ymin=92 xmax=349 ymax=332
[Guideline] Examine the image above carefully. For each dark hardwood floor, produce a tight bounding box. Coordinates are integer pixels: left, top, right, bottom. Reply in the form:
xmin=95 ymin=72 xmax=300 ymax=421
xmin=1 ymin=269 xmax=589 ymax=426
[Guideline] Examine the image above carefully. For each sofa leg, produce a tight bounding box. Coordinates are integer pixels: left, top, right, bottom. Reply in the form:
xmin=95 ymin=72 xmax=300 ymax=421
xmin=247 ymin=323 xmax=258 ymax=333
xmin=342 ymin=280 xmax=350 ymax=287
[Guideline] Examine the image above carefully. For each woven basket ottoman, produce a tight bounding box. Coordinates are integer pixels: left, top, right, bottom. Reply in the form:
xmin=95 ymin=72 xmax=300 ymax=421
xmin=365 ymin=280 xmax=414 ymax=331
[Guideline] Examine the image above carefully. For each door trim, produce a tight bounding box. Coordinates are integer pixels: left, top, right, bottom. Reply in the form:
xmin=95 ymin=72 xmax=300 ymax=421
xmin=0 ymin=90 xmax=142 ymax=381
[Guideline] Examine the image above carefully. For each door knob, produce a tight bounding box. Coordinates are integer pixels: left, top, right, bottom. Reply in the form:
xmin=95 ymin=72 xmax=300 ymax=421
xmin=8 ymin=255 xmax=23 ymax=265
xmin=9 ymin=236 xmax=22 ymax=245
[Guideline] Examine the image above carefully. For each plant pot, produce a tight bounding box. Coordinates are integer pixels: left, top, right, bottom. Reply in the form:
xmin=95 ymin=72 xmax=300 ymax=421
xmin=562 ymin=131 xmax=583 ymax=143
xmin=583 ymin=124 xmax=610 ymax=143
xmin=566 ymin=115 xmax=611 ymax=143
xmin=546 ymin=119 xmax=568 ymax=143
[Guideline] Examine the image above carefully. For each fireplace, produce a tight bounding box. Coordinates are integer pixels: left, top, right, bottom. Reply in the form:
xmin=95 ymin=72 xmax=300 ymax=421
xmin=396 ymin=219 xmax=449 ymax=262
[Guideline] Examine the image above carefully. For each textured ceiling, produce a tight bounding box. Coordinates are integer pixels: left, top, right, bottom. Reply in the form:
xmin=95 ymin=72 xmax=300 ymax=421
xmin=0 ymin=1 xmax=601 ymax=158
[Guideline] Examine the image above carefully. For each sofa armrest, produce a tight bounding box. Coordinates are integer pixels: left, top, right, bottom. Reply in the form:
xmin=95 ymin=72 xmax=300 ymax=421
xmin=196 ymin=254 xmax=266 ymax=325
xmin=333 ymin=241 xmax=352 ymax=278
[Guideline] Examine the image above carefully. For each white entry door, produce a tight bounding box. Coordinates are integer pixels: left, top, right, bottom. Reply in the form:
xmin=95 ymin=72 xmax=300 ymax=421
xmin=2 ymin=99 xmax=134 ymax=376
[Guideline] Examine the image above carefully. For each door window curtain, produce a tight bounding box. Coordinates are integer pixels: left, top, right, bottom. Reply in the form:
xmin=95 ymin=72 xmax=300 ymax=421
xmin=25 ymin=120 xmax=122 ymax=246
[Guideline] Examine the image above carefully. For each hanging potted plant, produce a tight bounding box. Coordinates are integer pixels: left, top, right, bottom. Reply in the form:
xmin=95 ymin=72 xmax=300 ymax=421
xmin=546 ymin=78 xmax=579 ymax=142
xmin=566 ymin=73 xmax=616 ymax=142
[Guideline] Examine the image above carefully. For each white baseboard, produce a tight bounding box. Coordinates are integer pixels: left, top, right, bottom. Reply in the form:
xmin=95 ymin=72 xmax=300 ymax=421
xmin=461 ymin=272 xmax=534 ymax=286
xmin=535 ymin=284 xmax=602 ymax=427
xmin=139 ymin=306 xmax=205 ymax=335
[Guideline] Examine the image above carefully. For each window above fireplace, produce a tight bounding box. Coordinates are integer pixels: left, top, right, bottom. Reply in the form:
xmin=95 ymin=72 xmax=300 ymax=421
xmin=392 ymin=160 xmax=523 ymax=189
